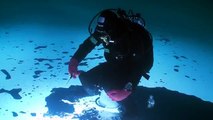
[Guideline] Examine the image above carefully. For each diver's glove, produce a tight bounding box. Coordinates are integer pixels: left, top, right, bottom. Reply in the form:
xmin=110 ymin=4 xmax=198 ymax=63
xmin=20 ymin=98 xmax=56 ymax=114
xmin=107 ymin=89 xmax=132 ymax=101
xmin=68 ymin=58 xmax=81 ymax=78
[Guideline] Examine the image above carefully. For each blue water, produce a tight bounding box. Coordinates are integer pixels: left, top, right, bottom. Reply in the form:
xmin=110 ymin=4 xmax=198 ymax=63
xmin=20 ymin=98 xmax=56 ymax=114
xmin=0 ymin=0 xmax=212 ymax=119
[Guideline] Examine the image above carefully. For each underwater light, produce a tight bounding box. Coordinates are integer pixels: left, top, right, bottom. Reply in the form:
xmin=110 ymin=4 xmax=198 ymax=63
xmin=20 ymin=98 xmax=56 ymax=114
xmin=96 ymin=90 xmax=119 ymax=109
xmin=60 ymin=90 xmax=121 ymax=119
xmin=72 ymin=92 xmax=120 ymax=114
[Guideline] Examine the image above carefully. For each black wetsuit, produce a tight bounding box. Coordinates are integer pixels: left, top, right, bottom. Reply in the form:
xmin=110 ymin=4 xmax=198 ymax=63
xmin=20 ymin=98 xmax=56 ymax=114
xmin=72 ymin=14 xmax=153 ymax=95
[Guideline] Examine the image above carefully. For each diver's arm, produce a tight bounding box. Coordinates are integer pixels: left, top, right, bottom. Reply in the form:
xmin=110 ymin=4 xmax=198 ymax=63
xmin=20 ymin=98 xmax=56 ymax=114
xmin=68 ymin=34 xmax=101 ymax=78
xmin=72 ymin=35 xmax=100 ymax=62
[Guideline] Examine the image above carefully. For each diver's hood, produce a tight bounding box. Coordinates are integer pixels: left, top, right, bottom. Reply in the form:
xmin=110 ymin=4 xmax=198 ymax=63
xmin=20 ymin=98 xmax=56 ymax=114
xmin=95 ymin=10 xmax=120 ymax=39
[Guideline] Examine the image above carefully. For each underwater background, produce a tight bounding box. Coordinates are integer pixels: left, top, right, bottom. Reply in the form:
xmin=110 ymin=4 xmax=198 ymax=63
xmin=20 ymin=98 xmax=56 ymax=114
xmin=0 ymin=0 xmax=213 ymax=119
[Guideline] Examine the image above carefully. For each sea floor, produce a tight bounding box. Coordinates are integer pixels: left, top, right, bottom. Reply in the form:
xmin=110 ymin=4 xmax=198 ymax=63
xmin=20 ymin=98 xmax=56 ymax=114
xmin=0 ymin=19 xmax=213 ymax=120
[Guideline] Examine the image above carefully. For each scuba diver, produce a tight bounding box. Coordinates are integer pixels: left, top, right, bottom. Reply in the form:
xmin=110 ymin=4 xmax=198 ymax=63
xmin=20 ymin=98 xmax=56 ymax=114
xmin=68 ymin=9 xmax=153 ymax=102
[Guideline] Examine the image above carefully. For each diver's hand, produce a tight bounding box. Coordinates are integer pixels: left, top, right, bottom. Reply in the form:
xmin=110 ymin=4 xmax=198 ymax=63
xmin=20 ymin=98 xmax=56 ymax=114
xmin=107 ymin=89 xmax=132 ymax=101
xmin=68 ymin=58 xmax=81 ymax=78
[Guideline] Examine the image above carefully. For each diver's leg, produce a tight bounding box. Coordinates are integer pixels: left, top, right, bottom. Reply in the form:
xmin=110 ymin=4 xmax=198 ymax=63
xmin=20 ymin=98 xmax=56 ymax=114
xmin=79 ymin=63 xmax=108 ymax=96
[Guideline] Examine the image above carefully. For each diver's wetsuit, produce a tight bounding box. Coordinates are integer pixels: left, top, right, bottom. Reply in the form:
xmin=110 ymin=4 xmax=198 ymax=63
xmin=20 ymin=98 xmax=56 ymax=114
xmin=72 ymin=11 xmax=153 ymax=95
